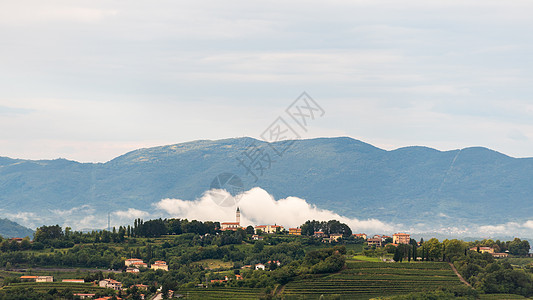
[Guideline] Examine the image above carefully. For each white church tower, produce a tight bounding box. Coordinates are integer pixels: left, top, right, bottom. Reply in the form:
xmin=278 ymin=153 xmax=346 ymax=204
xmin=236 ymin=207 xmax=240 ymax=225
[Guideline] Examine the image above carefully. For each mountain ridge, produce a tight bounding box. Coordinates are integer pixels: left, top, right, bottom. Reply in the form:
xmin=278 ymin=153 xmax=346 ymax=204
xmin=0 ymin=137 xmax=531 ymax=232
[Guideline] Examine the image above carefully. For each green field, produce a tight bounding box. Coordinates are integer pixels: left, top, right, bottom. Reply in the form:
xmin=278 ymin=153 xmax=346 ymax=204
xmin=192 ymin=259 xmax=233 ymax=270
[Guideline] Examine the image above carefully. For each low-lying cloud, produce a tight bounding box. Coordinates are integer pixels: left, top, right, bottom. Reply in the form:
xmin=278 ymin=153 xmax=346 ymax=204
xmin=478 ymin=220 xmax=533 ymax=237
xmin=155 ymin=187 xmax=394 ymax=233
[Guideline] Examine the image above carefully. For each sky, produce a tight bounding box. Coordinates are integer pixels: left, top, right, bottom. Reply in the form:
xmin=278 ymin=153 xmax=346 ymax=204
xmin=2 ymin=0 xmax=533 ymax=162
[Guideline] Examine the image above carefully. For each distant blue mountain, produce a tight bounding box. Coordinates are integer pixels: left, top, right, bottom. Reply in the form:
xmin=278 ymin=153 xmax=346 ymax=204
xmin=0 ymin=218 xmax=34 ymax=238
xmin=0 ymin=137 xmax=531 ymax=229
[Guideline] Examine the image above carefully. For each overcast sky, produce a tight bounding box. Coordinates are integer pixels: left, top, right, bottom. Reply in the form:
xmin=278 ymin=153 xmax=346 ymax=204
xmin=2 ymin=0 xmax=533 ymax=162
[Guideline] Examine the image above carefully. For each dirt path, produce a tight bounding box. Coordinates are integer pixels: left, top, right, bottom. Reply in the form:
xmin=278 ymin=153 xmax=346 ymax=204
xmin=274 ymin=283 xmax=286 ymax=298
xmin=448 ymin=262 xmax=472 ymax=287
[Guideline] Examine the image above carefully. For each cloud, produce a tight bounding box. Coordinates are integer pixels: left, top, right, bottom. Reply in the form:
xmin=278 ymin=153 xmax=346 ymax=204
xmin=2 ymin=212 xmax=40 ymax=229
xmin=155 ymin=187 xmax=393 ymax=233
xmin=113 ymin=208 xmax=149 ymax=219
xmin=2 ymin=0 xmax=533 ymax=162
xmin=51 ymin=205 xmax=95 ymax=216
xmin=477 ymin=220 xmax=533 ymax=237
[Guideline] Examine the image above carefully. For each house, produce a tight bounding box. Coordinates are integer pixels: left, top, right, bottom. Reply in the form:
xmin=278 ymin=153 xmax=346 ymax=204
xmin=9 ymin=238 xmax=24 ymax=243
xmin=210 ymin=279 xmax=227 ymax=283
xmin=20 ymin=275 xmax=53 ymax=282
xmin=469 ymin=247 xmax=495 ymax=254
xmin=255 ymin=225 xmax=284 ymax=234
xmin=37 ymin=276 xmax=53 ymax=282
xmin=126 ymin=267 xmax=140 ymax=273
xmin=367 ymin=238 xmax=382 ymax=247
xmin=313 ymin=231 xmax=326 ymax=238
xmin=132 ymin=284 xmax=149 ymax=290
xmin=220 ymin=222 xmax=241 ymax=231
xmin=20 ymin=276 xmax=38 ymax=281
xmin=255 ymin=263 xmax=266 ymax=270
xmin=252 ymin=235 xmax=263 ymax=240
xmin=492 ymin=252 xmax=509 ymax=258
xmin=353 ymin=233 xmax=367 ymax=240
xmin=73 ymin=294 xmax=95 ymax=299
xmin=62 ymin=279 xmax=85 ymax=283
xmin=241 ymin=265 xmax=252 ymax=269
xmin=99 ymin=279 xmax=122 ymax=290
xmin=235 ymin=274 xmax=243 ymax=280
xmin=151 ymin=260 xmax=169 ymax=271
xmin=125 ymin=258 xmax=144 ymax=267
xmin=329 ymin=234 xmax=343 ymax=242
xmin=94 ymin=297 xmax=122 ymax=300
xmin=289 ymin=228 xmax=302 ymax=235
xmin=131 ymin=262 xmax=148 ymax=268
xmin=393 ymin=233 xmax=410 ymax=245
xmin=267 ymin=260 xmax=281 ymax=266
xmin=221 ymin=207 xmax=242 ymax=231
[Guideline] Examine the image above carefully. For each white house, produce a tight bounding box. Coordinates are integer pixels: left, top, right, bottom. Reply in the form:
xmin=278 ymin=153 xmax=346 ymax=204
xmin=151 ymin=260 xmax=169 ymax=271
xmin=99 ymin=279 xmax=122 ymax=290
xmin=255 ymin=225 xmax=284 ymax=234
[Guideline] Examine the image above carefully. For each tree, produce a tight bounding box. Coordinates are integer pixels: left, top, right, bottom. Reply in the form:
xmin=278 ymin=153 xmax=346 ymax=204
xmin=34 ymin=225 xmax=64 ymax=244
xmin=424 ymin=238 xmax=442 ymax=261
xmin=245 ymin=226 xmax=254 ymax=235
xmin=443 ymin=239 xmax=466 ymax=262
xmin=393 ymin=247 xmax=402 ymax=262
xmin=253 ymin=241 xmax=265 ymax=253
xmin=508 ymin=238 xmax=530 ymax=256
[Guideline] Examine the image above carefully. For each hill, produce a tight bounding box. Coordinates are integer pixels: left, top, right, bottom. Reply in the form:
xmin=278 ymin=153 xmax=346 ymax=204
xmin=0 ymin=137 xmax=532 ymax=232
xmin=0 ymin=218 xmax=34 ymax=238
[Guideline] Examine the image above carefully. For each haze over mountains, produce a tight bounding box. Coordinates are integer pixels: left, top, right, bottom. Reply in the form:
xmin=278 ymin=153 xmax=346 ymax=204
xmin=0 ymin=137 xmax=532 ymax=237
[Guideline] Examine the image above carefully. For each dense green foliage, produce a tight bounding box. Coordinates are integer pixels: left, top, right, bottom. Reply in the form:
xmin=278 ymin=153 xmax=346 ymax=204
xmin=300 ymin=220 xmax=352 ymax=237
xmin=455 ymin=251 xmax=533 ymax=297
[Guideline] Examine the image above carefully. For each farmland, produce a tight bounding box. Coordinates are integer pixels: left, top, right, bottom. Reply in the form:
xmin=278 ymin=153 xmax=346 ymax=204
xmin=178 ymin=260 xmax=465 ymax=299
xmin=281 ymin=260 xmax=463 ymax=299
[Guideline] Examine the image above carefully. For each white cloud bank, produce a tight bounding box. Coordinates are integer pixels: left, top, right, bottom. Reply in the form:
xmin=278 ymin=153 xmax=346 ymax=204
xmin=155 ymin=187 xmax=394 ymax=233
xmin=478 ymin=220 xmax=533 ymax=237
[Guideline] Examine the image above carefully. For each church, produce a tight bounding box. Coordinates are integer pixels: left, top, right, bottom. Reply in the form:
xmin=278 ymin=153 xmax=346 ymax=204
xmin=220 ymin=207 xmax=243 ymax=231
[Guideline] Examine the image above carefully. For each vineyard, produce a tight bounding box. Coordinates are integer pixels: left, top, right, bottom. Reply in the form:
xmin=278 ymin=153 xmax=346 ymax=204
xmin=177 ymin=260 xmax=465 ymax=299
xmin=178 ymin=286 xmax=266 ymax=299
xmin=281 ymin=260 xmax=463 ymax=299
xmin=0 ymin=282 xmax=107 ymax=294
